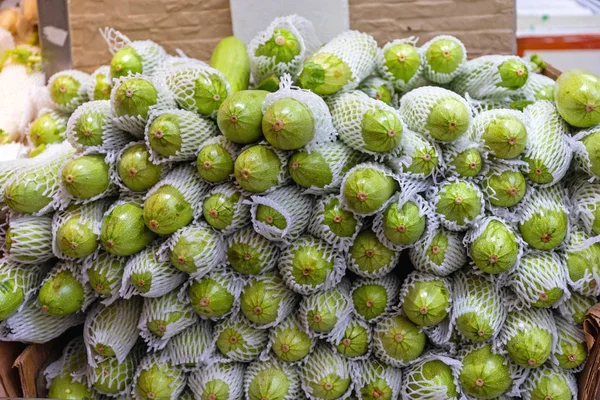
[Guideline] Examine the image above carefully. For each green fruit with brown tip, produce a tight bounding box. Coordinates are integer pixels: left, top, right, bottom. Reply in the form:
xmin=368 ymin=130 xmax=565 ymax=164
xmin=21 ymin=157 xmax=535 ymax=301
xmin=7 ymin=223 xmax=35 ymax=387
xmin=147 ymin=311 xmax=186 ymax=337
xmin=352 ymin=283 xmax=388 ymax=322
xmin=29 ymin=112 xmax=65 ymax=146
xmin=147 ymin=113 xmax=182 ymax=157
xmin=272 ymin=321 xmax=312 ymax=362
xmin=470 ymin=220 xmax=519 ymax=274
xmin=187 ymin=71 xmax=229 ymax=116
xmin=361 ymin=108 xmax=402 ymax=153
xmin=87 ymin=254 xmax=123 ymax=296
xmin=143 ymin=185 xmax=193 ymax=235
xmin=202 ymin=191 xmax=242 ymax=231
xmin=506 ymin=325 xmax=553 ymax=368
xmin=335 ymin=321 xmax=369 ymax=358
xmin=48 ymin=375 xmax=94 ymax=400
xmin=288 ymin=241 xmax=335 ymax=289
xmin=497 ymin=58 xmax=529 ymax=90
xmin=435 ymin=180 xmax=482 ymax=226
xmin=217 ymin=90 xmax=268 ymax=144
xmin=342 ymin=167 xmax=397 ymax=215
xmin=248 ymin=365 xmax=291 ymax=400
xmin=197 ymin=142 xmax=234 ymax=183
xmin=110 ymin=46 xmax=143 ymax=80
xmin=403 ymin=279 xmax=450 ymax=326
xmin=383 ymin=43 xmax=420 ymax=83
xmin=62 ymin=154 xmax=110 ymax=199
xmin=113 ymin=78 xmax=158 ymax=119
xmin=0 ymin=274 xmax=24 ymax=320
xmin=289 ymin=150 xmax=333 ymax=189
xmin=555 ymin=69 xmax=600 ymax=128
xmin=321 ymin=196 xmax=358 ymax=238
xmin=518 ymin=207 xmax=568 ymax=250
xmin=358 ymin=76 xmax=393 ymax=105
xmin=234 ymin=145 xmax=282 ymax=193
xmin=374 ymin=314 xmax=426 ymax=363
xmin=240 ymin=276 xmax=285 ymax=326
xmin=262 ymin=98 xmax=315 ymax=150
xmin=4 ymin=170 xmax=53 ymax=214
xmin=118 ymin=144 xmax=163 ymax=192
xmin=56 ymin=214 xmax=98 ymax=258
xmin=38 ymin=270 xmax=84 ymax=316
xmin=255 ymin=27 xmax=301 ymax=63
xmin=227 ymin=229 xmax=276 ymax=275
xmin=255 ymin=204 xmax=287 ymax=230
xmin=482 ymin=115 xmax=527 ymax=159
xmin=135 ymin=362 xmax=182 ymax=400
xmin=93 ymin=72 xmax=112 ymax=100
xmin=73 ymin=109 xmax=105 ymax=147
xmin=556 ymin=339 xmax=587 ymax=370
xmin=101 ymin=202 xmax=157 ymax=256
xmin=449 ymin=147 xmax=482 ymax=177
xmin=304 ymin=289 xmax=347 ymax=333
xmin=298 ymin=52 xmax=352 ymax=95
xmin=528 ymin=370 xmax=572 ymax=400
xmin=483 ymin=169 xmax=527 ymax=208
xmin=50 ymin=75 xmax=81 ymax=107
xmin=459 ymin=345 xmax=513 ymax=399
xmin=349 ymin=230 xmax=396 ymax=276
xmin=382 ymin=200 xmax=426 ymax=245
xmin=425 ymin=97 xmax=470 ymax=141
xmin=189 ymin=277 xmax=235 ymax=318
xmin=406 ymin=360 xmax=459 ymax=399
xmin=425 ymin=38 xmax=464 ymax=74
xmin=169 ymin=226 xmax=220 ymax=274
xmin=130 ymin=270 xmax=153 ymax=294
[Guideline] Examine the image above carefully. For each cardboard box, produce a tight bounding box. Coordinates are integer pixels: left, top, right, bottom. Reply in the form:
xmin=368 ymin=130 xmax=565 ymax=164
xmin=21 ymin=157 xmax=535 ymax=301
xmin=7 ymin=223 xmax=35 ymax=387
xmin=67 ymin=0 xmax=516 ymax=72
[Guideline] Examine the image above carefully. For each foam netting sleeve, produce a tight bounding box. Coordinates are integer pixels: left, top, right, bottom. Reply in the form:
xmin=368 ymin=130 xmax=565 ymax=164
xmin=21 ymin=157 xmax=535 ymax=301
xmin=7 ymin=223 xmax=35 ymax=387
xmin=88 ymin=344 xmax=144 ymax=398
xmin=300 ymin=343 xmax=355 ymax=400
xmin=568 ymin=173 xmax=600 ymax=236
xmin=327 ymin=90 xmax=404 ymax=158
xmin=515 ymin=73 xmax=556 ymax=102
xmin=400 ymin=352 xmax=462 ymax=400
xmin=298 ymin=279 xmax=353 ymax=343
xmin=200 ymin=182 xmax=251 ymax=236
xmin=551 ymin=315 xmax=588 ymax=372
xmin=494 ymin=306 xmax=559 ymax=358
xmin=519 ymin=364 xmax=577 ymax=400
xmin=158 ymin=222 xmax=227 ymax=280
xmin=248 ymin=14 xmax=320 ymax=82
xmin=440 ymin=136 xmax=489 ymax=180
xmin=409 ymin=227 xmax=467 ymax=277
xmin=59 ymin=151 xmax=119 ymax=205
xmin=352 ymin=357 xmax=402 ymax=400
xmin=130 ymin=351 xmax=186 ymax=400
xmin=358 ymin=76 xmax=395 ymax=104
xmin=420 ymin=35 xmax=467 ymax=84
xmin=241 ymin=273 xmax=299 ymax=330
xmin=450 ymin=270 xmax=507 ymax=343
xmin=47 ymin=69 xmax=93 ymax=113
xmin=51 ymin=198 xmax=110 ymax=261
xmin=0 ymin=258 xmax=45 ymax=315
xmin=480 ymin=161 xmax=531 ymax=223
xmin=144 ymin=108 xmax=217 ymax=164
xmin=464 ymin=93 xmax=512 ymax=116
xmin=260 ymin=313 xmax=316 ymax=363
xmin=398 ymin=271 xmax=453 ymax=322
xmin=0 ymin=298 xmax=85 ymax=343
xmin=44 ymin=337 xmax=89 ymax=388
xmin=399 ymin=86 xmax=472 ymax=143
xmin=521 ymin=101 xmax=573 ymax=187
xmin=449 ymin=55 xmax=530 ymax=99
xmin=570 ymin=126 xmax=600 ymax=180
xmin=110 ymin=141 xmax=171 ymax=194
xmin=144 ymin=164 xmax=211 ymax=219
xmin=187 ymin=362 xmax=245 ymax=400
xmin=234 ymin=142 xmax=291 ymax=196
xmin=24 ymin=108 xmax=68 ymax=148
xmin=83 ymin=297 xmax=143 ymax=367
xmin=278 ymin=234 xmax=346 ymax=295
xmin=120 ymin=242 xmax=187 ymax=299
xmin=563 ymin=227 xmax=600 ymax=297
xmin=427 ymin=177 xmax=485 ymax=232
xmin=226 ymin=226 xmax=280 ymax=275
xmin=110 ymin=74 xmax=176 ymax=137
xmin=350 ymin=274 xmax=401 ymax=324
xmin=243 ymin=356 xmax=301 ymax=400
xmin=305 ymin=30 xmax=377 ymax=93
xmin=161 ymin=319 xmax=216 ymax=370
xmin=385 ymin=129 xmax=444 ymax=181
xmin=37 ymin=260 xmax=96 ymax=313
xmin=180 ymin=265 xmax=244 ymax=322
xmin=2 ymin=213 xmax=54 ymax=264
xmin=138 ymin=290 xmax=198 ymax=351
xmin=4 ymin=141 xmax=75 ymax=216
xmin=376 ymin=37 xmax=423 ymax=92
xmin=164 ymin=63 xmax=231 ymax=118
xmin=339 ymin=161 xmax=400 ymax=218
xmin=248 ymin=184 xmax=314 ymax=243
xmin=306 ymin=194 xmax=364 ymax=253
xmin=212 ymin=312 xmax=270 ymax=362
xmin=88 ymin=65 xmax=111 ymax=101
xmin=67 ymin=100 xmax=132 ymax=152
xmin=100 ymin=28 xmax=167 ymax=77
xmin=557 ymin=291 xmax=596 ymax=326
xmin=506 ymin=250 xmax=569 ymax=309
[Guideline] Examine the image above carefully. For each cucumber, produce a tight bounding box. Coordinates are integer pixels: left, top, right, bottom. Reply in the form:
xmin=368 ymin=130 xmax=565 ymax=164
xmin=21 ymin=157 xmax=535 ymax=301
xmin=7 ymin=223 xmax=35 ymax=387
xmin=210 ymin=37 xmax=251 ymax=94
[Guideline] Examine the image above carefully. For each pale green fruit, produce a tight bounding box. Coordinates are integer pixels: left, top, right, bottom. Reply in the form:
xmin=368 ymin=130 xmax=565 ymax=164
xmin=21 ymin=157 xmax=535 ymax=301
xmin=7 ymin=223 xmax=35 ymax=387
xmin=234 ymin=145 xmax=282 ymax=193
xmin=459 ymin=345 xmax=513 ymax=399
xmin=374 ymin=314 xmax=426 ymax=364
xmin=197 ymin=142 xmax=234 ymax=183
xmin=448 ymin=147 xmax=482 ymax=178
xmin=113 ymin=78 xmax=158 ymax=119
xmin=425 ymin=37 xmax=464 ymax=75
xmin=101 ymin=202 xmax=157 ymax=256
xmin=262 ymin=98 xmax=315 ymax=150
xmin=135 ymin=361 xmax=184 ymax=400
xmin=482 ymin=115 xmax=527 ymax=159
xmin=298 ymin=52 xmax=352 ymax=95
xmin=554 ymin=69 xmax=600 ymax=128
xmin=50 ymin=75 xmax=82 ymax=108
xmin=335 ymin=320 xmax=370 ymax=358
xmin=147 ymin=113 xmax=182 ymax=157
xmin=48 ymin=375 xmax=93 ymax=400
xmin=62 ymin=154 xmax=110 ymax=199
xmin=382 ymin=200 xmax=426 ymax=245
xmin=402 ymin=279 xmax=450 ymax=326
xmin=188 ymin=276 xmax=235 ymax=319
xmin=271 ymin=318 xmax=313 ymax=362
xmin=482 ymin=169 xmax=527 ymax=208
xmin=518 ymin=207 xmax=568 ymax=251
xmin=497 ymin=58 xmax=529 ymax=90
xmin=434 ymin=180 xmax=482 ymax=227
xmin=405 ymin=359 xmax=459 ymax=399
xmin=349 ymin=230 xmax=397 ymax=276
xmin=254 ymin=27 xmax=301 ymax=63
xmin=110 ymin=46 xmax=143 ymax=79
xmin=470 ymin=219 xmax=519 ymax=274
xmin=143 ymin=185 xmax=194 ymax=235
xmin=342 ymin=166 xmax=397 ymax=215
xmin=361 ymin=108 xmax=403 ymax=153
xmin=29 ymin=112 xmax=66 ymax=146
xmin=56 ymin=213 xmax=98 ymax=258
xmin=38 ymin=270 xmax=84 ymax=316
xmin=217 ymin=90 xmax=268 ymax=144
xmin=72 ymin=109 xmax=105 ymax=148
xmin=382 ymin=43 xmax=421 ymax=84
xmin=425 ymin=96 xmax=470 ymax=141
xmin=118 ymin=144 xmax=163 ymax=192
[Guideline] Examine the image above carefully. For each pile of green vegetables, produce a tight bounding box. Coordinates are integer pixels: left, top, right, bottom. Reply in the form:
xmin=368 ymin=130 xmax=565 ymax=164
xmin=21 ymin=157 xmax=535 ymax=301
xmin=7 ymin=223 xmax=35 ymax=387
xmin=1 ymin=14 xmax=600 ymax=400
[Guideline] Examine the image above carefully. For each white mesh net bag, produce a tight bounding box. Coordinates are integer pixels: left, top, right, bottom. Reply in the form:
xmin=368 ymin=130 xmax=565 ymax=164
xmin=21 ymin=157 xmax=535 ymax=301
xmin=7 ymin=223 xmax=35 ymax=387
xmin=300 ymin=343 xmax=354 ymax=400
xmin=3 ymin=141 xmax=75 ymax=216
xmin=67 ymin=100 xmax=132 ymax=152
xmin=409 ymin=227 xmax=467 ymax=277
xmin=243 ymin=356 xmax=302 ymax=400
xmin=328 ymin=90 xmax=404 ymax=158
xmin=385 ymin=129 xmax=443 ymax=181
xmin=138 ymin=290 xmax=198 ymax=351
xmin=83 ymin=252 xmax=127 ymax=306
xmin=213 ymin=311 xmax=269 ymax=362
xmin=131 ymin=351 xmax=186 ymax=400
xmin=563 ymin=227 xmax=600 ymax=297
xmin=188 ymin=362 xmax=245 ymax=400
xmin=51 ymin=199 xmax=110 ymax=261
xmin=161 ymin=320 xmax=215 ymax=370
xmin=450 ymin=55 xmax=530 ymax=99
xmin=262 ymin=74 xmax=336 ymax=151
xmin=557 ymin=291 xmax=596 ymax=326
xmin=47 ymin=69 xmax=93 ymax=113
xmin=59 ymin=151 xmax=119 ymax=205
xmin=350 ymin=274 xmax=401 ymax=324
xmin=110 ymin=73 xmax=176 ymax=137
xmin=239 ymin=272 xmax=299 ymax=330
xmin=100 ymin=27 xmax=167 ymax=78
xmin=400 ymin=353 xmax=462 ymax=400
xmin=0 ymin=297 xmax=85 ymax=343
xmin=249 ymin=184 xmax=314 ymax=243
xmin=376 ymin=37 xmax=423 ymax=92
xmin=261 ymin=313 xmax=316 ymax=364
xmin=306 ymin=194 xmax=363 ymax=253
xmin=570 ymin=126 xmax=600 ymax=179
xmin=551 ymin=315 xmax=588 ymax=372
xmin=88 ymin=343 xmax=144 ymax=398
xmin=3 ymin=213 xmax=54 ymax=264
xmin=37 ymin=260 xmax=96 ymax=314
xmin=352 ymin=357 xmax=402 ymax=400
xmin=464 ymin=93 xmax=512 ymax=116
xmin=154 ymin=56 xmax=208 ymax=79
xmin=84 ymin=297 xmax=143 ymax=367
xmin=298 ymin=279 xmax=352 ymax=343
xmin=346 ymin=229 xmax=401 ymax=278
xmin=278 ymin=234 xmax=346 ymax=295
xmin=248 ymin=14 xmax=320 ymax=83
xmin=158 ymin=222 xmax=227 ymax=280
xmin=333 ymin=315 xmax=372 ymax=361
xmin=164 ymin=63 xmax=231 ymax=118
xmin=44 ymin=337 xmax=90 ymax=391
xmin=420 ymin=35 xmax=467 ymax=84
xmin=506 ymin=250 xmax=569 ymax=309
xmin=226 ymin=226 xmax=280 ymax=276
xmin=495 ymin=306 xmax=558 ymax=368
xmin=0 ymin=146 xmax=34 ymax=197
xmin=301 ymin=30 xmax=377 ymax=94
xmin=521 ymin=101 xmax=572 ymax=186
xmin=233 ymin=142 xmax=291 ymax=196
xmin=428 ymin=178 xmax=485 ymax=232
xmin=120 ymin=242 xmax=187 ymax=299
xmin=357 ymin=75 xmax=395 ymax=105
xmin=519 ymin=364 xmax=577 ymax=400
xmin=201 ymin=182 xmax=251 ymax=235
xmin=88 ymin=65 xmax=112 ymax=101
xmin=397 ymin=271 xmax=453 ymax=328
xmin=514 ymin=72 xmax=556 ymax=102
xmin=569 ymin=173 xmax=600 ymax=236
xmin=451 ymin=270 xmax=507 ymax=343
xmin=480 ymin=161 xmax=530 ymax=222
xmin=399 ymin=86 xmax=472 ymax=143
xmin=144 ymin=108 xmax=217 ymax=163
xmin=0 ymin=258 xmax=45 ymax=318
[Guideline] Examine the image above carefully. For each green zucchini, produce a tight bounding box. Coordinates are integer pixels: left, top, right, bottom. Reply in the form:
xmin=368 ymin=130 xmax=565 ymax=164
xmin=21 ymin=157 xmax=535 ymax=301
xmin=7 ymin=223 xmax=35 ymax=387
xmin=210 ymin=36 xmax=251 ymax=94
